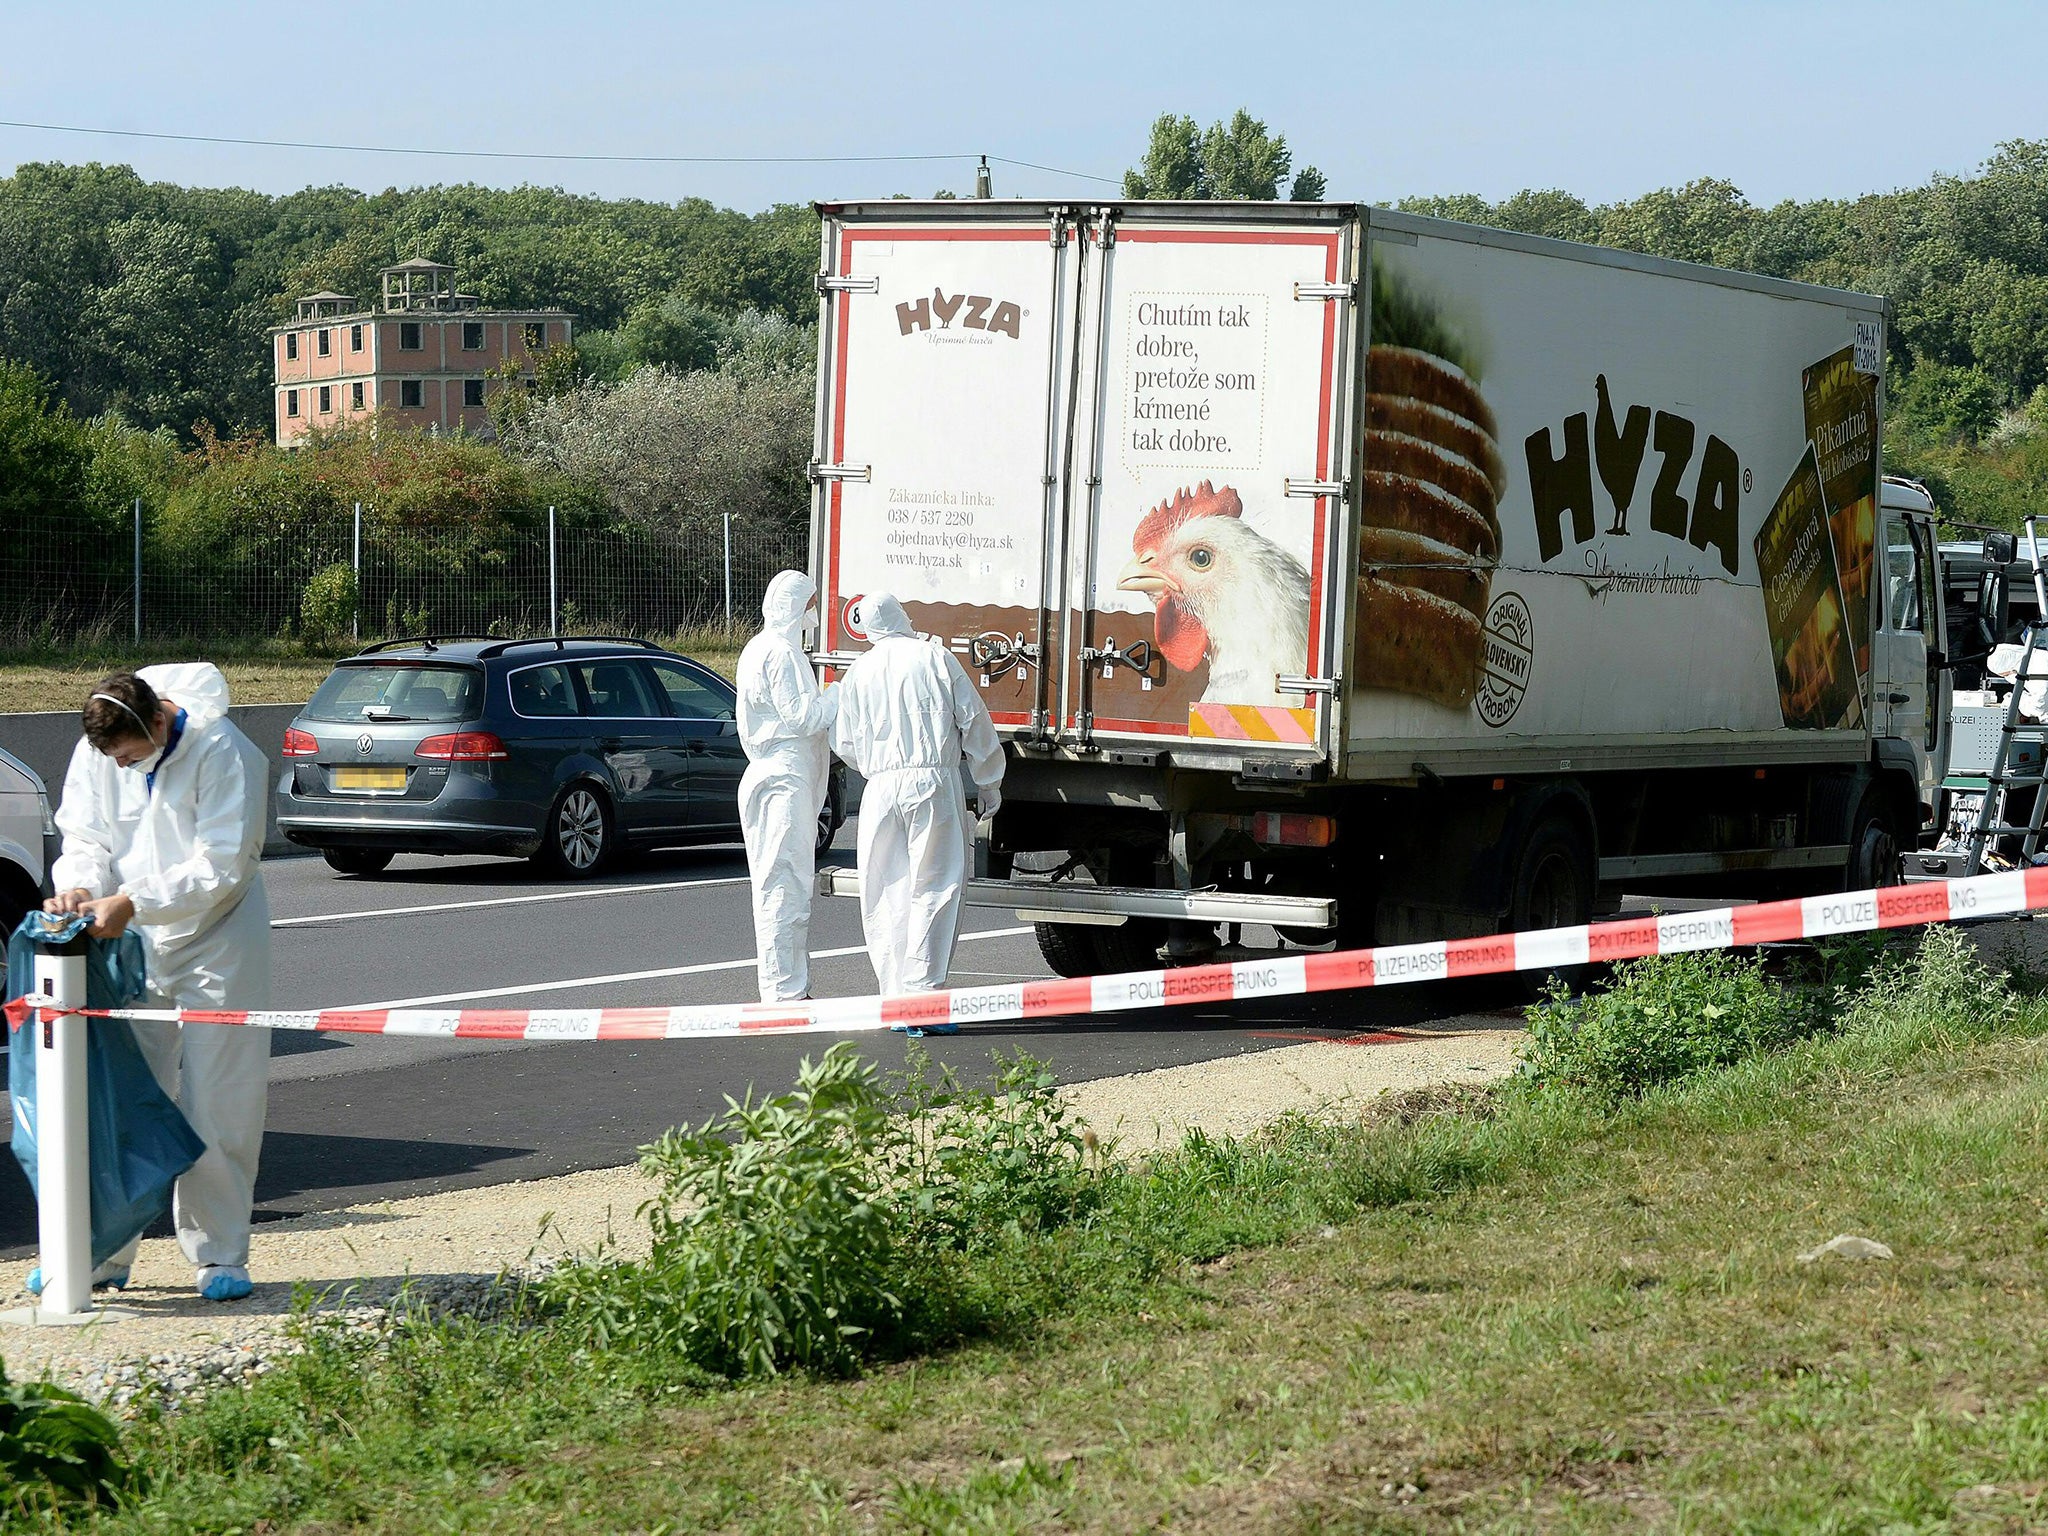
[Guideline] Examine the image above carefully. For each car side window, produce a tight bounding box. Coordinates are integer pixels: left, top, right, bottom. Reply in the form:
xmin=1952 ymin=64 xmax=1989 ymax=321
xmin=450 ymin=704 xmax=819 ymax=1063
xmin=574 ymin=659 xmax=661 ymax=718
xmin=649 ymin=661 xmax=735 ymax=721
xmin=510 ymin=664 xmax=579 ymax=717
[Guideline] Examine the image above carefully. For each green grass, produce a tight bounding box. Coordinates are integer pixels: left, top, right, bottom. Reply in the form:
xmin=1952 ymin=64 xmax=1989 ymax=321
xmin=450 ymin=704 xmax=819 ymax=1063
xmin=32 ymin=928 xmax=2048 ymax=1532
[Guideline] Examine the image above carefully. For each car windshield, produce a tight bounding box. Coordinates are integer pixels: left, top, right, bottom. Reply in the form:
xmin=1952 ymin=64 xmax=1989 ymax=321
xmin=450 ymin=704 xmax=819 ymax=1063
xmin=305 ymin=662 xmax=482 ymax=723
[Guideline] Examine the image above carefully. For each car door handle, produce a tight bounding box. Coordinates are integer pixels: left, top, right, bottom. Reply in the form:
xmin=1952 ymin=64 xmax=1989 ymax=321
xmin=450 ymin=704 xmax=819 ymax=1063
xmin=599 ymin=737 xmax=623 ymax=752
xmin=682 ymin=740 xmax=706 ymax=754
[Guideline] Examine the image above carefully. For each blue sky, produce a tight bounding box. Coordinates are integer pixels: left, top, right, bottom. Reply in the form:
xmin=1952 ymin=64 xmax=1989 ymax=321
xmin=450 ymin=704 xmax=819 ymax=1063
xmin=3 ymin=0 xmax=2043 ymax=211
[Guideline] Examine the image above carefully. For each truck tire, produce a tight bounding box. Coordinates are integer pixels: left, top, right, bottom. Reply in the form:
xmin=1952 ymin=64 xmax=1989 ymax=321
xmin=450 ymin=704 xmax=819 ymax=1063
xmin=1033 ymin=922 xmax=1098 ymax=979
xmin=1507 ymin=813 xmax=1594 ymax=998
xmin=1093 ymin=918 xmax=1169 ymax=974
xmin=1843 ymin=787 xmax=1904 ymax=891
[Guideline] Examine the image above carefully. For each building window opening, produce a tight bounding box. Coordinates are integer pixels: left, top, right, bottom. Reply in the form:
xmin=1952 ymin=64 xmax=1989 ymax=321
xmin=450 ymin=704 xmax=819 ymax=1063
xmin=461 ymin=321 xmax=485 ymax=350
xmin=317 ymin=329 xmax=331 ymax=357
xmin=399 ymin=321 xmax=423 ymax=351
xmin=463 ymin=378 xmax=485 ymax=408
xmin=524 ymin=322 xmax=546 ymax=349
xmin=351 ymin=381 xmax=365 ymax=410
xmin=318 ymin=385 xmax=332 ymax=413
xmin=400 ymin=379 xmax=424 ymax=409
xmin=285 ymin=333 xmax=298 ymax=360
xmin=350 ymin=323 xmax=363 ymax=352
xmin=286 ymin=389 xmax=299 ymax=417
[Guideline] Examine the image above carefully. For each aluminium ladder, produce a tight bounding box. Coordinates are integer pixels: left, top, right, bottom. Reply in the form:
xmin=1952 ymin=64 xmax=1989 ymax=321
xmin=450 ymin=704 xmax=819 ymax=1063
xmin=1965 ymin=516 xmax=2048 ymax=875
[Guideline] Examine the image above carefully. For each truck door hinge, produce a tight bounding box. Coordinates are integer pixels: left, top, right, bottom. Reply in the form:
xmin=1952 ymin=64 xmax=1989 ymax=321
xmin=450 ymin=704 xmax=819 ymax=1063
xmin=1284 ymin=477 xmax=1347 ymax=500
xmin=1293 ymin=281 xmax=1354 ymax=301
xmin=808 ymin=461 xmax=872 ymax=483
xmin=816 ymin=273 xmax=880 ymax=295
xmin=1048 ymin=207 xmax=1071 ymax=247
xmin=1275 ymin=674 xmax=1338 ymax=697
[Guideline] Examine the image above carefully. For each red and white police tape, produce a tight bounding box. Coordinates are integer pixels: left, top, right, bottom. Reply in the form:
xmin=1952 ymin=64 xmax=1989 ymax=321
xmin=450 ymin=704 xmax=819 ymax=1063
xmin=5 ymin=868 xmax=2041 ymax=1043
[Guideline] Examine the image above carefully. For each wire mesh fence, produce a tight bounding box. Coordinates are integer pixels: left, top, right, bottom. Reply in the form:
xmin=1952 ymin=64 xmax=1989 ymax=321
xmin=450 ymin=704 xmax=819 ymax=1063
xmin=0 ymin=504 xmax=808 ymax=653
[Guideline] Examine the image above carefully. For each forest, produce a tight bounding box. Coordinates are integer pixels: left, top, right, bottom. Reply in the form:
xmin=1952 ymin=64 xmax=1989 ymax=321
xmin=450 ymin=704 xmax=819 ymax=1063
xmin=1 ymin=117 xmax=2044 ymax=555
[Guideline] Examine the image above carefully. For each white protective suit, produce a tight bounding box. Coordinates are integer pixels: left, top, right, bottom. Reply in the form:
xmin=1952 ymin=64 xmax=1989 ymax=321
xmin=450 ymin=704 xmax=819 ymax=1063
xmin=1989 ymin=642 xmax=2048 ymax=722
xmin=831 ymin=593 xmax=1005 ymax=994
xmin=737 ymin=571 xmax=839 ymax=1001
xmin=51 ymin=662 xmax=272 ymax=1270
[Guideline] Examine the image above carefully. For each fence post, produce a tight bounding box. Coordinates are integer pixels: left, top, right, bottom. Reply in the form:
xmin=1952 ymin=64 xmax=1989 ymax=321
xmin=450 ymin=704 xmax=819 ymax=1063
xmin=132 ymin=498 xmax=142 ymax=646
xmin=22 ymin=939 xmax=92 ymax=1324
xmin=723 ymin=512 xmax=733 ymax=630
xmin=548 ymin=506 xmax=559 ymax=635
xmin=352 ymin=502 xmax=362 ymax=642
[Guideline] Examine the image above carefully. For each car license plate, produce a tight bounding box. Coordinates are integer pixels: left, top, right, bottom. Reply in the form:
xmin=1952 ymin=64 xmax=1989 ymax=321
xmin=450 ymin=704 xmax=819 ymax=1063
xmin=332 ymin=766 xmax=407 ymax=791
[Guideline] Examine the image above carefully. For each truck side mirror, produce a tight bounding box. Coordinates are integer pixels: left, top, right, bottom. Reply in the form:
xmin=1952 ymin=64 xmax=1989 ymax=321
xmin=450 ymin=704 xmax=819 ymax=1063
xmin=1985 ymin=532 xmax=2018 ymax=566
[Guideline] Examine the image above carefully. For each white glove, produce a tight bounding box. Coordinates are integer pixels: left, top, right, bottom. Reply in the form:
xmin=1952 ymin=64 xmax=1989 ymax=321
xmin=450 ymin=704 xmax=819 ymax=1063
xmin=978 ymin=787 xmax=1002 ymax=819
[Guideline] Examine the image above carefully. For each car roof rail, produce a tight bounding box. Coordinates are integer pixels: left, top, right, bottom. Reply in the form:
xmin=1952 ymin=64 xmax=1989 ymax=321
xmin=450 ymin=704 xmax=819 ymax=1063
xmin=475 ymin=634 xmax=667 ymax=660
xmin=352 ymin=634 xmax=503 ymax=656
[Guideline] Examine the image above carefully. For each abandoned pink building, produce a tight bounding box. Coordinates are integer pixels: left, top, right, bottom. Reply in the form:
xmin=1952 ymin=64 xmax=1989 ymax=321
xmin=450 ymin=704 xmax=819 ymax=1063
xmin=270 ymin=257 xmax=574 ymax=445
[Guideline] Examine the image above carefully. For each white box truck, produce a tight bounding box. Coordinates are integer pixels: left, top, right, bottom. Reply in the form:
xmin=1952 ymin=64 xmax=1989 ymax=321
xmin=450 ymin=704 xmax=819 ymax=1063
xmin=809 ymin=200 xmax=1949 ymax=973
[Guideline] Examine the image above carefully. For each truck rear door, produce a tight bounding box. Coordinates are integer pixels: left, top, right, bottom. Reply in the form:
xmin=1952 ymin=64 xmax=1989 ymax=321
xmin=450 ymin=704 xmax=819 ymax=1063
xmin=1058 ymin=204 xmax=1358 ymax=762
xmin=812 ymin=204 xmax=1084 ymax=733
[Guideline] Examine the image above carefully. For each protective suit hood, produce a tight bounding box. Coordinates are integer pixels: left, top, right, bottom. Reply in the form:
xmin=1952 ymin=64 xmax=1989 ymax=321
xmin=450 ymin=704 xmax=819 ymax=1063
xmin=861 ymin=592 xmax=915 ymax=640
xmin=138 ymin=662 xmax=232 ymax=730
xmin=761 ymin=571 xmax=816 ymax=640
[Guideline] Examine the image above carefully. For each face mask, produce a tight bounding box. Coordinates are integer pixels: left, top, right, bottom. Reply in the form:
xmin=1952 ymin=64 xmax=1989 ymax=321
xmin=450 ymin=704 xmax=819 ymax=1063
xmin=91 ymin=693 xmax=163 ymax=774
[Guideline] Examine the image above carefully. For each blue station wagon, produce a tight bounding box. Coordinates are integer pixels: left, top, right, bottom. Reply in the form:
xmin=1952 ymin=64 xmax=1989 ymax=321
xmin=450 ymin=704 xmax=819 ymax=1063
xmin=276 ymin=636 xmax=845 ymax=875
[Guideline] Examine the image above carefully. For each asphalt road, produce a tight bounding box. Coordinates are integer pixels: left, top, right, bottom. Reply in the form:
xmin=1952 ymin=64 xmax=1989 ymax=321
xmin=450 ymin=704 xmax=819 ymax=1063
xmin=1 ymin=832 xmax=1531 ymax=1256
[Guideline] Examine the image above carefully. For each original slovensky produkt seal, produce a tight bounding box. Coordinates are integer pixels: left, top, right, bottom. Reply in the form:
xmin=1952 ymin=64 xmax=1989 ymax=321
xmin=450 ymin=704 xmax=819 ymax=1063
xmin=1476 ymin=590 xmax=1532 ymax=728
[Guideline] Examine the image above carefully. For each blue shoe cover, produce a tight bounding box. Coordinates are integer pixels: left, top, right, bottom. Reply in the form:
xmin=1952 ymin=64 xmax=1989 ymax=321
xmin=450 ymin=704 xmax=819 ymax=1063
xmin=25 ymin=1263 xmax=130 ymax=1296
xmin=890 ymin=1022 xmax=960 ymax=1038
xmin=198 ymin=1265 xmax=253 ymax=1302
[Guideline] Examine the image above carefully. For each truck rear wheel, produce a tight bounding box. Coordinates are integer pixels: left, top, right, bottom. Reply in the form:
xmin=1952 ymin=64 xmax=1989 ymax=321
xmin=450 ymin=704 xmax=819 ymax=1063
xmin=1508 ymin=814 xmax=1594 ymax=998
xmin=1033 ymin=922 xmax=1098 ymax=979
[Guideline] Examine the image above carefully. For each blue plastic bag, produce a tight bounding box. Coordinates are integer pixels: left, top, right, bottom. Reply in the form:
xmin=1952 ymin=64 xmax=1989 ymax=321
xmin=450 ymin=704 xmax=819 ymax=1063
xmin=7 ymin=912 xmax=207 ymax=1267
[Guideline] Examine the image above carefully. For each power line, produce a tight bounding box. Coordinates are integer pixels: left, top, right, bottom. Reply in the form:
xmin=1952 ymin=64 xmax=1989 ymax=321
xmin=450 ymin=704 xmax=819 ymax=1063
xmin=0 ymin=118 xmax=1123 ymax=186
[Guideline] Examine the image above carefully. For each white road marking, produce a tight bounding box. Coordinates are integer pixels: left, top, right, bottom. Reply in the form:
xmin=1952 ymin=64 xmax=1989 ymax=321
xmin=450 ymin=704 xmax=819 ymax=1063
xmin=271 ymin=874 xmax=750 ymax=928
xmin=344 ymin=926 xmax=1036 ymax=1010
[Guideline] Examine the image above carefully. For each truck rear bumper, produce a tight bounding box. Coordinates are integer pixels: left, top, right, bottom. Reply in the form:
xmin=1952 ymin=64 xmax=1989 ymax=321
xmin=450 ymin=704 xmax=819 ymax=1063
xmin=815 ymin=867 xmax=1336 ymax=929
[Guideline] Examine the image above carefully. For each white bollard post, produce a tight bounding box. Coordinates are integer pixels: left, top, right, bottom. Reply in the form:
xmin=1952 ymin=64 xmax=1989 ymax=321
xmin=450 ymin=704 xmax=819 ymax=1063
xmin=33 ymin=938 xmax=91 ymax=1317
xmin=3 ymin=932 xmax=134 ymax=1328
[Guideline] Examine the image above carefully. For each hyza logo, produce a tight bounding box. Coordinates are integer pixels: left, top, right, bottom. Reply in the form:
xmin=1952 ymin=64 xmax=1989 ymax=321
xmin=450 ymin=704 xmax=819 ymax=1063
xmin=1524 ymin=375 xmax=1745 ymax=576
xmin=1476 ymin=591 xmax=1532 ymax=729
xmin=895 ymin=287 xmax=1023 ymax=340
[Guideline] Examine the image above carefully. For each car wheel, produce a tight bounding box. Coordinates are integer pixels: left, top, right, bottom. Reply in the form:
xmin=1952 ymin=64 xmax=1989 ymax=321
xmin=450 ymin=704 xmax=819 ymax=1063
xmin=537 ymin=783 xmax=613 ymax=877
xmin=0 ymin=874 xmax=34 ymax=942
xmin=322 ymin=848 xmax=394 ymax=876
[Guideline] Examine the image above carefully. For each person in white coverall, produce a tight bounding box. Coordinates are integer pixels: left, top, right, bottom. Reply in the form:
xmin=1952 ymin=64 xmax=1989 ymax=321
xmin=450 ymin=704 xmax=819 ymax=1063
xmin=831 ymin=592 xmax=1005 ymax=1004
xmin=737 ymin=571 xmax=838 ymax=1002
xmin=42 ymin=663 xmax=271 ymax=1303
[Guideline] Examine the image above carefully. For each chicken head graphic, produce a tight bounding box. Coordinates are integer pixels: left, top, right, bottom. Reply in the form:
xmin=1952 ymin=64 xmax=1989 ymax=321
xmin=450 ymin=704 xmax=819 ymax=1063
xmin=1116 ymin=482 xmax=1310 ymax=708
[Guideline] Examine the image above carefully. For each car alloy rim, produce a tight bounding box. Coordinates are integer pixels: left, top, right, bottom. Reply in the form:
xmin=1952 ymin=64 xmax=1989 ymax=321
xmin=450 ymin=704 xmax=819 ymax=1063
xmin=560 ymin=790 xmax=604 ymax=868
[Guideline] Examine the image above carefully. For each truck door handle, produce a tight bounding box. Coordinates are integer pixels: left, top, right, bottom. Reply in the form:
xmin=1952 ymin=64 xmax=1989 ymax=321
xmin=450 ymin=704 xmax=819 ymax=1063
xmin=1884 ymin=693 xmax=1912 ymax=705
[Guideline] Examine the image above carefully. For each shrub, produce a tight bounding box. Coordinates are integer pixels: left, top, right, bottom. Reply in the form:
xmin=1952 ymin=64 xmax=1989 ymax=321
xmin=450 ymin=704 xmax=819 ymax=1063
xmin=0 ymin=1360 xmax=131 ymax=1514
xmin=542 ymin=1043 xmax=901 ymax=1379
xmin=889 ymin=1045 xmax=1100 ymax=1251
xmin=299 ymin=561 xmax=357 ymax=638
xmin=1520 ymin=949 xmax=1819 ymax=1102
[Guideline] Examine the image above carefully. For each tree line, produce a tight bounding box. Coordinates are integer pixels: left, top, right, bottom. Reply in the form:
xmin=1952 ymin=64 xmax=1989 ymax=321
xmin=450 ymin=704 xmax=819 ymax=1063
xmin=0 ymin=122 xmax=2043 ymax=554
